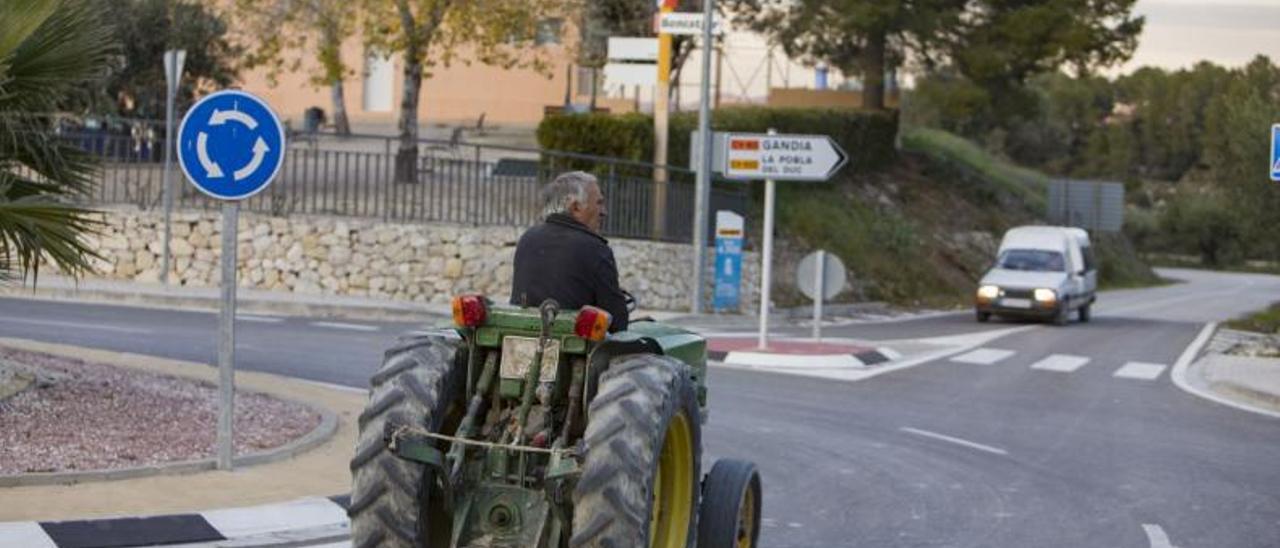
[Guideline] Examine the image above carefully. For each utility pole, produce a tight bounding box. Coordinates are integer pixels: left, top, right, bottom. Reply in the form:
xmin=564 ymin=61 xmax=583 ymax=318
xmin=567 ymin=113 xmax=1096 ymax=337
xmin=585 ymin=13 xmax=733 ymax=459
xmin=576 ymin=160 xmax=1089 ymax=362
xmin=652 ymin=0 xmax=677 ymax=240
xmin=691 ymin=0 xmax=716 ymax=313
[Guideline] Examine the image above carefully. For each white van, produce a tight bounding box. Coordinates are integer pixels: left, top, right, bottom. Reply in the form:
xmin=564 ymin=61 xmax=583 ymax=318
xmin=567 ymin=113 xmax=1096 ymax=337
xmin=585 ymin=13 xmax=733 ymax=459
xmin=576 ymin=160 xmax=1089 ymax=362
xmin=974 ymin=226 xmax=1097 ymax=325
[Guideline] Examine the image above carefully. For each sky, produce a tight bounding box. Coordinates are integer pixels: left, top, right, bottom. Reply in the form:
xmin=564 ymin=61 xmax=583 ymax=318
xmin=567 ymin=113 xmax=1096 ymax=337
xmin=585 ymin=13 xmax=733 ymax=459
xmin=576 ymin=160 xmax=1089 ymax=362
xmin=1121 ymin=0 xmax=1280 ymax=72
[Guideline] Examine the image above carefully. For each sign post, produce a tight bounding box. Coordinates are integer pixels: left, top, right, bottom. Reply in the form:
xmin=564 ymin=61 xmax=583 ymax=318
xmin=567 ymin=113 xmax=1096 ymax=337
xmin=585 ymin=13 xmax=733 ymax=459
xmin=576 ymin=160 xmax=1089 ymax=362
xmin=757 ymin=132 xmax=776 ymax=349
xmin=1270 ymin=123 xmax=1280 ymax=182
xmin=691 ymin=0 xmax=718 ymax=314
xmin=161 ymin=49 xmax=185 ymax=285
xmin=797 ymin=250 xmax=848 ymax=341
xmin=707 ymin=130 xmax=847 ymax=348
xmin=176 ymin=90 xmax=285 ymax=470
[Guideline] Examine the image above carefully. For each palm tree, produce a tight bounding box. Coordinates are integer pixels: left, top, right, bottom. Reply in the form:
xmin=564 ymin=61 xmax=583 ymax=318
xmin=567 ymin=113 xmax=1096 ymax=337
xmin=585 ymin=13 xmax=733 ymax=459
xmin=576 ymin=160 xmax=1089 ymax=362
xmin=0 ymin=0 xmax=115 ymax=282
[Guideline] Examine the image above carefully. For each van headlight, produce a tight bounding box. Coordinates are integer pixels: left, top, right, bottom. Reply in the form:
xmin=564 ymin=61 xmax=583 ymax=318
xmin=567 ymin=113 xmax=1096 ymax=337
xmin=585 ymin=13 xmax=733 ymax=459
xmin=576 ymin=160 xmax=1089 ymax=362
xmin=977 ymin=285 xmax=1000 ymax=301
xmin=1034 ymin=288 xmax=1057 ymax=304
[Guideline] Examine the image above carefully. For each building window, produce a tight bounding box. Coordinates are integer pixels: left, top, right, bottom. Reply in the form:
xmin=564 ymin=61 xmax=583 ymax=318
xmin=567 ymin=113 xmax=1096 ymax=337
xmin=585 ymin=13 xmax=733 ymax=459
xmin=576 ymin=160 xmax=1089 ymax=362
xmin=536 ymin=18 xmax=563 ymax=46
xmin=363 ymin=52 xmax=393 ymax=113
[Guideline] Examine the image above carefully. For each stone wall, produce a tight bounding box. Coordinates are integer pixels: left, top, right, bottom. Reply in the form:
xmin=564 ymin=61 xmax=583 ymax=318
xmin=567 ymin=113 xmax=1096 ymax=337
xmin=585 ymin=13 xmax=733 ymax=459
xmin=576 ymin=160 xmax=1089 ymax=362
xmin=82 ymin=207 xmax=759 ymax=312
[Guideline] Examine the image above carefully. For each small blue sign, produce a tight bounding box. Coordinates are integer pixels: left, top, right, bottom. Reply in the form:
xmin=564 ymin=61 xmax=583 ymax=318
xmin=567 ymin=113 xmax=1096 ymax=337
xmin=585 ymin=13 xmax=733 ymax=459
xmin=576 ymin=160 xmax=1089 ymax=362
xmin=1271 ymin=124 xmax=1280 ymax=182
xmin=177 ymin=90 xmax=285 ymax=201
xmin=713 ymin=235 xmax=743 ymax=312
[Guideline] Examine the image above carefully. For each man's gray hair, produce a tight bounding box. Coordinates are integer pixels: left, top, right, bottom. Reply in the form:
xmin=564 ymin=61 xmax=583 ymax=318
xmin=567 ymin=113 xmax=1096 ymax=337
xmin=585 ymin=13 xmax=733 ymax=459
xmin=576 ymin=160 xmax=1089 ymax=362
xmin=541 ymin=171 xmax=597 ymax=218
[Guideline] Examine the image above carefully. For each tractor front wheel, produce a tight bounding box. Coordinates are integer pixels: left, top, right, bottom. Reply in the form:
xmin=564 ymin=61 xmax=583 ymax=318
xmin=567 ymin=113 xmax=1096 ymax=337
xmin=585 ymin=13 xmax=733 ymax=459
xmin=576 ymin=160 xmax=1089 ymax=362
xmin=348 ymin=335 xmax=463 ymax=548
xmin=571 ymin=354 xmax=702 ymax=548
xmin=697 ymin=459 xmax=763 ymax=548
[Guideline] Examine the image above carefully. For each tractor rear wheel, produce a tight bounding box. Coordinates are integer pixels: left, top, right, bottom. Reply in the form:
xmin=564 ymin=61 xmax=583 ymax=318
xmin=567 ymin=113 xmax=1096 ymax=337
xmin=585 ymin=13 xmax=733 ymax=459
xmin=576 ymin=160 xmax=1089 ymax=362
xmin=570 ymin=354 xmax=702 ymax=548
xmin=348 ymin=334 xmax=464 ymax=548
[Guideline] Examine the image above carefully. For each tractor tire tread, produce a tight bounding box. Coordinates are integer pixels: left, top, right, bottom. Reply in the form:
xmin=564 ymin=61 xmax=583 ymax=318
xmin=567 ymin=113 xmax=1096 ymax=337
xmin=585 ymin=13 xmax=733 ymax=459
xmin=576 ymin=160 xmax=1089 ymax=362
xmin=349 ymin=335 xmax=460 ymax=548
xmin=571 ymin=353 xmax=701 ymax=548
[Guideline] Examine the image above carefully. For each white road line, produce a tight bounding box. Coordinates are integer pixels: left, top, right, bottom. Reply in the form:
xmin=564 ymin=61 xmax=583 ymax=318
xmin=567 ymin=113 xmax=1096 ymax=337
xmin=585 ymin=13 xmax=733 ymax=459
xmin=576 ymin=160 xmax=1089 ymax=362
xmin=0 ymin=317 xmax=154 ymax=334
xmin=1170 ymin=322 xmax=1280 ymax=420
xmin=1029 ymin=354 xmax=1090 ymax=373
xmin=1142 ymin=523 xmax=1178 ymax=548
xmin=950 ymin=348 xmax=1015 ymax=365
xmin=1113 ymin=361 xmax=1168 ymax=381
xmin=311 ymin=321 xmax=379 ymax=332
xmin=900 ymin=427 xmax=1009 ymax=456
xmin=237 ymin=315 xmax=285 ymax=323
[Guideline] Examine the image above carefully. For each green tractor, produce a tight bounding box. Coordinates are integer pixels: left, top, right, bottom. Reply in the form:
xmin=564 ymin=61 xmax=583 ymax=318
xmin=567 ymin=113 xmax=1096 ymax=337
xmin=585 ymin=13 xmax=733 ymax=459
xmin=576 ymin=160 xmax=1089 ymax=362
xmin=348 ymin=295 xmax=763 ymax=548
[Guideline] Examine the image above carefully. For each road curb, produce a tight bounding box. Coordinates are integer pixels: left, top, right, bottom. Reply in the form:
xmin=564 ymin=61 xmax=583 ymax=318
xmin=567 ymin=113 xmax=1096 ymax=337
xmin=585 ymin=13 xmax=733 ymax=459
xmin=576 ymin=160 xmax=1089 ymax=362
xmin=2 ymin=496 xmax=353 ymax=548
xmin=0 ymin=384 xmax=340 ymax=488
xmin=1170 ymin=323 xmax=1280 ymax=420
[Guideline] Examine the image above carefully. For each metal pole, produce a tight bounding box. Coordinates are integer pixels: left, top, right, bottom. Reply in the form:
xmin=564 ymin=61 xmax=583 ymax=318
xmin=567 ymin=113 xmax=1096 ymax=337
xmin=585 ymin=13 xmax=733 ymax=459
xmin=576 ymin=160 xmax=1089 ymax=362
xmin=692 ymin=0 xmax=716 ymax=314
xmin=652 ymin=3 xmax=675 ymax=240
xmin=216 ymin=202 xmax=239 ymax=470
xmin=757 ymin=128 xmax=776 ymax=349
xmin=813 ymin=250 xmax=824 ymax=341
xmin=161 ymin=50 xmax=185 ymax=285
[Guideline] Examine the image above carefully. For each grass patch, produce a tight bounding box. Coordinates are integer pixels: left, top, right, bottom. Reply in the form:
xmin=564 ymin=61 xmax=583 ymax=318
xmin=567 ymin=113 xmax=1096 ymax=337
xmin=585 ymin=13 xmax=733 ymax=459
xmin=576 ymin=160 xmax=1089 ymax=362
xmin=1226 ymin=303 xmax=1280 ymax=335
xmin=901 ymin=127 xmax=1048 ymax=212
xmin=775 ymin=184 xmax=966 ymax=308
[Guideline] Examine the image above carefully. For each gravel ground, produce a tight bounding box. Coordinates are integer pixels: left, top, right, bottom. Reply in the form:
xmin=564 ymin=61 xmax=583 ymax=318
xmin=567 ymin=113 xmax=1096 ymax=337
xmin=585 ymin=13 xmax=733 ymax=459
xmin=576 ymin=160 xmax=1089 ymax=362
xmin=0 ymin=346 xmax=321 ymax=475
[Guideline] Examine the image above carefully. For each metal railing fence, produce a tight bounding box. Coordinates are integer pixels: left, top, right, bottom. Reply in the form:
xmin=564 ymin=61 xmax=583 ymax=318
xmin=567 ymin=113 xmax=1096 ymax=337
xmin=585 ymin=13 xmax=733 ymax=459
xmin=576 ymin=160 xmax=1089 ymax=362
xmin=54 ymin=122 xmax=747 ymax=243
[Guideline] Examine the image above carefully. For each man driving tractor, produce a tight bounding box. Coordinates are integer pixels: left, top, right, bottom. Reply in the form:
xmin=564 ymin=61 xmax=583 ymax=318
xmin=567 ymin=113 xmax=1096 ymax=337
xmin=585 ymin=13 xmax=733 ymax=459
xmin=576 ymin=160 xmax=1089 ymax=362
xmin=510 ymin=170 xmax=630 ymax=332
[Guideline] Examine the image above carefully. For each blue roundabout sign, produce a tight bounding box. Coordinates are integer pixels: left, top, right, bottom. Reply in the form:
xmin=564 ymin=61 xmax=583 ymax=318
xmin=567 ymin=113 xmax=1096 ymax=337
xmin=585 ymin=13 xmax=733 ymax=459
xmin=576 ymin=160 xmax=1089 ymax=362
xmin=176 ymin=90 xmax=286 ymax=201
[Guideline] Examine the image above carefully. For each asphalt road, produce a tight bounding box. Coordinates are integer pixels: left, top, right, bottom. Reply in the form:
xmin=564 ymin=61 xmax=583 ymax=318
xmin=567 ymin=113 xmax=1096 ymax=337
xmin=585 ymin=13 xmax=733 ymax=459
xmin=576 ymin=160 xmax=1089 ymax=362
xmin=1 ymin=268 xmax=1278 ymax=547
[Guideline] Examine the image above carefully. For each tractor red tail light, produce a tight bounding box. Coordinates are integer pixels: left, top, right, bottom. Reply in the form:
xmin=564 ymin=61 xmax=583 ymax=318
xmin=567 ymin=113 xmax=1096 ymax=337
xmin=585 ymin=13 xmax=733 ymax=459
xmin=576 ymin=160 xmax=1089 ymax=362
xmin=574 ymin=306 xmax=612 ymax=341
xmin=452 ymin=295 xmax=487 ymax=328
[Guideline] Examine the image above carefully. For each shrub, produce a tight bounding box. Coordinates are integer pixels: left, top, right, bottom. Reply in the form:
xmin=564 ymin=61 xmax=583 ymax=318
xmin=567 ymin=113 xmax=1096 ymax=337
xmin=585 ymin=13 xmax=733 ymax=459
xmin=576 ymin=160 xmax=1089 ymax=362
xmin=537 ymin=107 xmax=899 ymax=174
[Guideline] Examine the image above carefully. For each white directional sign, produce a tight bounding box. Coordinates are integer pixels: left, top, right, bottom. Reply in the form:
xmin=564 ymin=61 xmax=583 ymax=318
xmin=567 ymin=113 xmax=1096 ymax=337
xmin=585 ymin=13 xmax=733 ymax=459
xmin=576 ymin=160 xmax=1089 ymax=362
xmin=721 ymin=133 xmax=848 ymax=181
xmin=656 ymin=12 xmax=724 ymax=35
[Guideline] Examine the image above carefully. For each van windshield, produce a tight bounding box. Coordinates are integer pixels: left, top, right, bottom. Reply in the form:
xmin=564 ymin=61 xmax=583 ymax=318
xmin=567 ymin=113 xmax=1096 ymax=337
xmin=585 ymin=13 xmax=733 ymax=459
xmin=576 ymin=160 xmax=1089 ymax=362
xmin=996 ymin=249 xmax=1065 ymax=272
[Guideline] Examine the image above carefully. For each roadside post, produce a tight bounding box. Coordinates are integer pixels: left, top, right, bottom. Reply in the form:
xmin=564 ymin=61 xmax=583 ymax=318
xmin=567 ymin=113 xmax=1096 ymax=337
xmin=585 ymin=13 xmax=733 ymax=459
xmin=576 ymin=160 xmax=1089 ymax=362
xmin=1270 ymin=123 xmax=1279 ymax=181
xmin=689 ymin=0 xmax=721 ymax=314
xmin=161 ymin=49 xmax=186 ymax=286
xmin=713 ymin=210 xmax=745 ymax=312
xmin=797 ymin=250 xmax=848 ymax=341
xmin=176 ymin=90 xmax=286 ymax=470
xmin=712 ymin=129 xmax=847 ymax=349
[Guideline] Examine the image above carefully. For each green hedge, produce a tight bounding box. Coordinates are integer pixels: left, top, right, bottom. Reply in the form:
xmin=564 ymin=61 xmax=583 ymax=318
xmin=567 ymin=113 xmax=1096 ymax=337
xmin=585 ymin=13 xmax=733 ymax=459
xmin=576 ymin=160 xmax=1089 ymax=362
xmin=537 ymin=106 xmax=899 ymax=174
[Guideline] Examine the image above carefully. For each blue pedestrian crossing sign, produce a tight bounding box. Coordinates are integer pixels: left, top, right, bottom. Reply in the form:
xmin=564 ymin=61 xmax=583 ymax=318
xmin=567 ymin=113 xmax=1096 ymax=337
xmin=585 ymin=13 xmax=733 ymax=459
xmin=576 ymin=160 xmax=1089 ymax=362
xmin=177 ymin=90 xmax=285 ymax=201
xmin=1271 ymin=124 xmax=1280 ymax=182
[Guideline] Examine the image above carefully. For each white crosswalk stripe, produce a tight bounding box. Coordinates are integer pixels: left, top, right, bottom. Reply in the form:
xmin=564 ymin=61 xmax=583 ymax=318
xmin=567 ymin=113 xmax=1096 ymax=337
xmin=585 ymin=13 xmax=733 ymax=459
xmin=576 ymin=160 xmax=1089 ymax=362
xmin=1113 ymin=361 xmax=1168 ymax=380
xmin=1029 ymin=354 xmax=1091 ymax=373
xmin=950 ymin=348 xmax=1015 ymax=365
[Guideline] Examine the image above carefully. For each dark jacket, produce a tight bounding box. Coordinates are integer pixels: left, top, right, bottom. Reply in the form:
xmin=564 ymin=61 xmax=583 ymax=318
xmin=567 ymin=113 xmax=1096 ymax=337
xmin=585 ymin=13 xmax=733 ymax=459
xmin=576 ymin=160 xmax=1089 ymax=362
xmin=510 ymin=214 xmax=629 ymax=332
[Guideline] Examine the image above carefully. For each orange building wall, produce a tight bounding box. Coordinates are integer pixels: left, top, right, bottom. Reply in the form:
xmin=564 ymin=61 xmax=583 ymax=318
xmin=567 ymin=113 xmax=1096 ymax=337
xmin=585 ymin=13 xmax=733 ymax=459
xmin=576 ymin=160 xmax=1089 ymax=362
xmin=228 ymin=21 xmax=578 ymax=128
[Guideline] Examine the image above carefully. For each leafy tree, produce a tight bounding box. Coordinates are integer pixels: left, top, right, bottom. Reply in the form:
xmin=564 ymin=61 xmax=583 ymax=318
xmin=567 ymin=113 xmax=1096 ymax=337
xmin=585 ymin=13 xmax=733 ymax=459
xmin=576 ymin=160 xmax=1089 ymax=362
xmin=65 ymin=0 xmax=241 ymax=120
xmin=1203 ymin=55 xmax=1280 ymax=261
xmin=233 ymin=0 xmax=357 ymax=134
xmin=359 ymin=0 xmax=571 ymax=183
xmin=1 ymin=0 xmax=115 ymax=280
xmin=731 ymin=0 xmax=965 ymax=110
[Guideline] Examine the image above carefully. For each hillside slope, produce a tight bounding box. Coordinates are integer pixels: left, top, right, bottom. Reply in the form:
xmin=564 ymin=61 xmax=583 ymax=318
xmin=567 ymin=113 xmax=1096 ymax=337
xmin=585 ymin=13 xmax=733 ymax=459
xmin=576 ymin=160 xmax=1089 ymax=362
xmin=762 ymin=128 xmax=1160 ymax=308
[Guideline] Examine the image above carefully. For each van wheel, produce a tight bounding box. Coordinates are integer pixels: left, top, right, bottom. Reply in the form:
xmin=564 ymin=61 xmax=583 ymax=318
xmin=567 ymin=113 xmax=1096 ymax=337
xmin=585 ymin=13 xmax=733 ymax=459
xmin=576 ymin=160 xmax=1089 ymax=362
xmin=1052 ymin=306 xmax=1069 ymax=326
xmin=975 ymin=310 xmax=990 ymax=323
xmin=1078 ymin=304 xmax=1091 ymax=323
